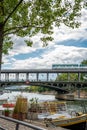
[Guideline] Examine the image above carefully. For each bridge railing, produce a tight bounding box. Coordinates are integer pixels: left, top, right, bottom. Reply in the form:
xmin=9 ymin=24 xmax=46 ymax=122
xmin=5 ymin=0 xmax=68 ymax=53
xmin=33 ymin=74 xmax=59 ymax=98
xmin=0 ymin=115 xmax=46 ymax=130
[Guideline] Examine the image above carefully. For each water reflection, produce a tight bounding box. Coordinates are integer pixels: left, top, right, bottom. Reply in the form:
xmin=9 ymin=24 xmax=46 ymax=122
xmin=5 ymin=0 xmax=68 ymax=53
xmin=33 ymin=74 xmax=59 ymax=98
xmin=67 ymin=100 xmax=87 ymax=114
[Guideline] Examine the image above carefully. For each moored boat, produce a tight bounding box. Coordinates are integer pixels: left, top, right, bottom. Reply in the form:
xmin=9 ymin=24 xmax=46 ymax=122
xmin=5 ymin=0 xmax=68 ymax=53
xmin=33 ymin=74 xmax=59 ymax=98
xmin=37 ymin=101 xmax=87 ymax=130
xmin=44 ymin=113 xmax=87 ymax=130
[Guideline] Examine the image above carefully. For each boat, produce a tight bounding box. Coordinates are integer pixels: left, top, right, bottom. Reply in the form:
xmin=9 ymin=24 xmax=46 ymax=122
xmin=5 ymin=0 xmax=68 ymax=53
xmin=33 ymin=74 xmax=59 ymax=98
xmin=37 ymin=101 xmax=87 ymax=130
xmin=3 ymin=103 xmax=15 ymax=108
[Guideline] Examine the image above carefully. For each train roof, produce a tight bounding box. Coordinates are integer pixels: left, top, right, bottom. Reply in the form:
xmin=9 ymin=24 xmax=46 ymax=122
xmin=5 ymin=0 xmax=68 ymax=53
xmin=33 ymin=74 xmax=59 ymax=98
xmin=52 ymin=64 xmax=79 ymax=66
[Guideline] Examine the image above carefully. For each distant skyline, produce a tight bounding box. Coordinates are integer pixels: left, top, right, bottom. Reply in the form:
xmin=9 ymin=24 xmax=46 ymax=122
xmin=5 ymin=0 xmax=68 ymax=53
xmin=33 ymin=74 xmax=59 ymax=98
xmin=2 ymin=8 xmax=87 ymax=69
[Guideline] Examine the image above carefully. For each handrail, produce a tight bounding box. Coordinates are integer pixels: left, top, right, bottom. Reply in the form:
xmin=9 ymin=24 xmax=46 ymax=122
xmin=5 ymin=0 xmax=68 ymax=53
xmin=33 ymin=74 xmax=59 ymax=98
xmin=0 ymin=115 xmax=47 ymax=130
xmin=0 ymin=126 xmax=6 ymax=130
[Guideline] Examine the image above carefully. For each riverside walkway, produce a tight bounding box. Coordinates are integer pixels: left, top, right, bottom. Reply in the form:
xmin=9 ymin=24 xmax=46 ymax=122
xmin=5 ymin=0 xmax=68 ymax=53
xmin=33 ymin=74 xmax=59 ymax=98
xmin=0 ymin=116 xmax=68 ymax=130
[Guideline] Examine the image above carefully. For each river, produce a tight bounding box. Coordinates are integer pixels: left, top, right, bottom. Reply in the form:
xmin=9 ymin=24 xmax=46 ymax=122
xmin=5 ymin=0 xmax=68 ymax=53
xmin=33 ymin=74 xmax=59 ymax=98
xmin=0 ymin=91 xmax=56 ymax=102
xmin=0 ymin=85 xmax=87 ymax=114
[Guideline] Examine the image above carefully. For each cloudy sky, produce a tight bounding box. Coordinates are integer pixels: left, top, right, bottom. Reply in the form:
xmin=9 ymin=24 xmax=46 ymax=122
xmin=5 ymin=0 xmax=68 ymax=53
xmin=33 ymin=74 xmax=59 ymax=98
xmin=2 ymin=8 xmax=87 ymax=70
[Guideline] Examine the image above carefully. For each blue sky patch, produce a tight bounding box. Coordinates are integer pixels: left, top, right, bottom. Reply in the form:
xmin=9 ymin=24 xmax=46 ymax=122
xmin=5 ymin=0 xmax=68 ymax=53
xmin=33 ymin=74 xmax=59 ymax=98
xmin=13 ymin=49 xmax=45 ymax=60
xmin=57 ymin=39 xmax=87 ymax=48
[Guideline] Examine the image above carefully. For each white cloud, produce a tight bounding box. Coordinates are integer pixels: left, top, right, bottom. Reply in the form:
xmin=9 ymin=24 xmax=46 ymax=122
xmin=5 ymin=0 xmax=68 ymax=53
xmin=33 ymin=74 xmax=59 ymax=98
xmin=52 ymin=8 xmax=87 ymax=43
xmin=3 ymin=45 xmax=87 ymax=69
xmin=2 ymin=8 xmax=87 ymax=69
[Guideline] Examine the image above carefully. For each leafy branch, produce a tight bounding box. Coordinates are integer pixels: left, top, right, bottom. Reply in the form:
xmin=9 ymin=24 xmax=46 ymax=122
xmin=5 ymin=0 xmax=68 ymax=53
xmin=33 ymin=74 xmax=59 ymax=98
xmin=4 ymin=0 xmax=23 ymax=25
xmin=4 ymin=24 xmax=45 ymax=36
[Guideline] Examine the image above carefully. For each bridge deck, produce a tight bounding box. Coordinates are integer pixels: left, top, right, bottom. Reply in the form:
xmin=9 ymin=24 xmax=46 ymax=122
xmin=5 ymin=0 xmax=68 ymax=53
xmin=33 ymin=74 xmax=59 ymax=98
xmin=1 ymin=68 xmax=87 ymax=73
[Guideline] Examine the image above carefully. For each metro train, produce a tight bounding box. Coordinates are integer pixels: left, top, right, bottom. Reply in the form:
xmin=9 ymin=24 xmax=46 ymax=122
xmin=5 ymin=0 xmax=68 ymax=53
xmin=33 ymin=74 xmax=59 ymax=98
xmin=52 ymin=64 xmax=87 ymax=69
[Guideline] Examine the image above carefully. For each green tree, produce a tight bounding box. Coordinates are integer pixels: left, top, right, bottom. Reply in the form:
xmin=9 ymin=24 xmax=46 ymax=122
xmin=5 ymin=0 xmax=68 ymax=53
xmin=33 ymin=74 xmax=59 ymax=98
xmin=81 ymin=60 xmax=87 ymax=65
xmin=56 ymin=60 xmax=87 ymax=82
xmin=0 ymin=0 xmax=87 ymax=74
xmin=56 ymin=73 xmax=78 ymax=81
xmin=81 ymin=59 xmax=87 ymax=80
xmin=56 ymin=73 xmax=68 ymax=81
xmin=25 ymin=85 xmax=51 ymax=92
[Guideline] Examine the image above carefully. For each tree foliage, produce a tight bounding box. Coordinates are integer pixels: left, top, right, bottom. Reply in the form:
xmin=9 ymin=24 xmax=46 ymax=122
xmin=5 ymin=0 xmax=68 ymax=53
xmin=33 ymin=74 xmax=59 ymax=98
xmin=0 ymin=0 xmax=87 ymax=68
xmin=25 ymin=85 xmax=51 ymax=92
xmin=0 ymin=0 xmax=87 ymax=53
xmin=81 ymin=59 xmax=87 ymax=65
xmin=81 ymin=59 xmax=87 ymax=80
xmin=56 ymin=59 xmax=87 ymax=81
xmin=56 ymin=73 xmax=78 ymax=81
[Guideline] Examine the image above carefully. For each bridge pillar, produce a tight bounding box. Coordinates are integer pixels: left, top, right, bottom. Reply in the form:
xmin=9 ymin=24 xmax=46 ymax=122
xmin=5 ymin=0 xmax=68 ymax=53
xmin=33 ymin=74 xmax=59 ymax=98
xmin=77 ymin=85 xmax=82 ymax=98
xmin=78 ymin=73 xmax=81 ymax=81
xmin=36 ymin=73 xmax=38 ymax=81
xmin=0 ymin=72 xmax=1 ymax=81
xmin=67 ymin=72 xmax=70 ymax=81
xmin=67 ymin=73 xmax=71 ymax=92
xmin=77 ymin=89 xmax=81 ymax=98
xmin=47 ymin=73 xmax=49 ymax=81
xmin=55 ymin=93 xmax=74 ymax=100
xmin=16 ymin=73 xmax=19 ymax=81
xmin=77 ymin=73 xmax=81 ymax=98
xmin=5 ymin=73 xmax=9 ymax=81
xmin=26 ymin=73 xmax=29 ymax=81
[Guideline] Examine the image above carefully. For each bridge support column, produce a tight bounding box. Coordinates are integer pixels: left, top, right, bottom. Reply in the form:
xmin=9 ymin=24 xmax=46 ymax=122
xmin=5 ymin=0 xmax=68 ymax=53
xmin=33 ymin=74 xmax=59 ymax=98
xmin=0 ymin=72 xmax=1 ymax=81
xmin=5 ymin=73 xmax=9 ymax=81
xmin=47 ymin=73 xmax=49 ymax=81
xmin=26 ymin=73 xmax=29 ymax=81
xmin=78 ymin=73 xmax=81 ymax=81
xmin=67 ymin=73 xmax=71 ymax=92
xmin=67 ymin=72 xmax=70 ymax=81
xmin=77 ymin=73 xmax=81 ymax=98
xmin=16 ymin=73 xmax=19 ymax=81
xmin=36 ymin=73 xmax=39 ymax=81
xmin=77 ymin=89 xmax=81 ymax=98
xmin=55 ymin=92 xmax=74 ymax=100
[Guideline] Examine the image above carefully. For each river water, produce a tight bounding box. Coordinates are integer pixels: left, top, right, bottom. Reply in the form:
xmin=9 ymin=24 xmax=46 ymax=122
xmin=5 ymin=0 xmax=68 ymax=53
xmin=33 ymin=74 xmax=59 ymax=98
xmin=66 ymin=100 xmax=87 ymax=114
xmin=0 ymin=90 xmax=87 ymax=114
xmin=0 ymin=91 xmax=56 ymax=102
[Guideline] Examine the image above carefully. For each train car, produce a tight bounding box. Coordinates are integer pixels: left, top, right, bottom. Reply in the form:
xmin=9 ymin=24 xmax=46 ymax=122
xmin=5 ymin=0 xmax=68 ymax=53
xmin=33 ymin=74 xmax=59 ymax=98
xmin=52 ymin=64 xmax=87 ymax=69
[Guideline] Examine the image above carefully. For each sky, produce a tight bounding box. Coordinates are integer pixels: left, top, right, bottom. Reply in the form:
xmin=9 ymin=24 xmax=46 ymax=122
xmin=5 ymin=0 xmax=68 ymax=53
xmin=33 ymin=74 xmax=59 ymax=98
xmin=2 ymin=8 xmax=87 ymax=70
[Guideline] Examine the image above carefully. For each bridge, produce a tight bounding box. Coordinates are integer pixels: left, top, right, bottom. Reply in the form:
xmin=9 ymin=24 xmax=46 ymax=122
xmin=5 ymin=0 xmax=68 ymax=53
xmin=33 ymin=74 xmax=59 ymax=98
xmin=0 ymin=68 xmax=87 ymax=90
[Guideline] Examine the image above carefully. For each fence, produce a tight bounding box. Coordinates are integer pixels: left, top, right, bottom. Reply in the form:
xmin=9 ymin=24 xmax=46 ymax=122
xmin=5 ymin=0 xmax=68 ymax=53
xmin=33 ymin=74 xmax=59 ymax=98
xmin=0 ymin=115 xmax=46 ymax=130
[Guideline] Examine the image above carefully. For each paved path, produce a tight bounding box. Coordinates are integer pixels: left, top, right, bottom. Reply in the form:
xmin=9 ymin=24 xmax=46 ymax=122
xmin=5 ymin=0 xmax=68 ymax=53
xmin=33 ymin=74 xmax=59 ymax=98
xmin=0 ymin=118 xmax=68 ymax=130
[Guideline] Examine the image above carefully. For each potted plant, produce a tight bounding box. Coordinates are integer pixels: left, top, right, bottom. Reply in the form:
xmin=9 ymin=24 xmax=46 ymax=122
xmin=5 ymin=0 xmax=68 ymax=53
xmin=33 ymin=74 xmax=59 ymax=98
xmin=4 ymin=108 xmax=10 ymax=116
xmin=12 ymin=107 xmax=19 ymax=119
xmin=28 ymin=98 xmax=40 ymax=120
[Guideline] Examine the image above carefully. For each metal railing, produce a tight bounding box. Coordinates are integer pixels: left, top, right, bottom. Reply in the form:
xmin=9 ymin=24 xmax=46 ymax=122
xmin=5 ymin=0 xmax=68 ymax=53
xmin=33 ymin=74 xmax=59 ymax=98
xmin=0 ymin=115 xmax=46 ymax=130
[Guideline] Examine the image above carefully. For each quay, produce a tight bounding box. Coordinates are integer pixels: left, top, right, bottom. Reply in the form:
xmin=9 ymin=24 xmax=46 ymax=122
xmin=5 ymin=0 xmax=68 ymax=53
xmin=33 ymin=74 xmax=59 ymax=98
xmin=0 ymin=116 xmax=68 ymax=130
